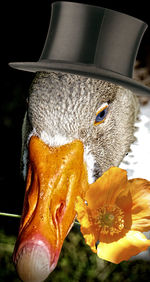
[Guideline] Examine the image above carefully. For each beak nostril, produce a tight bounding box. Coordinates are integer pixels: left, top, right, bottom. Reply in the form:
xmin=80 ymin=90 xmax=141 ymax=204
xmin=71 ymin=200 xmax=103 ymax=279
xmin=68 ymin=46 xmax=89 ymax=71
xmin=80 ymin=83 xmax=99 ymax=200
xmin=55 ymin=201 xmax=66 ymax=224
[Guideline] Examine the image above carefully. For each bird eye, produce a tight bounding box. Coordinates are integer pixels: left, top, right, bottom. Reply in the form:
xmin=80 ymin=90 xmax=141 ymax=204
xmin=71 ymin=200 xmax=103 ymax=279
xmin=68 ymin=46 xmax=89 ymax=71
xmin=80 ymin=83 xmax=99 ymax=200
xmin=94 ymin=105 xmax=109 ymax=126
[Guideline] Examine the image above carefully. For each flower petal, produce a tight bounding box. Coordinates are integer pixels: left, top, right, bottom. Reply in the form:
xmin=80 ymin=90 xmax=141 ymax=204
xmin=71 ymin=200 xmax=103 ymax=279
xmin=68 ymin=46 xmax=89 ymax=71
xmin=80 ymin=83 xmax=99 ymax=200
xmin=97 ymin=230 xmax=150 ymax=263
xmin=75 ymin=196 xmax=97 ymax=252
xmin=75 ymin=196 xmax=91 ymax=229
xmin=86 ymin=167 xmax=127 ymax=209
xmin=83 ymin=233 xmax=97 ymax=253
xmin=127 ymin=179 xmax=150 ymax=232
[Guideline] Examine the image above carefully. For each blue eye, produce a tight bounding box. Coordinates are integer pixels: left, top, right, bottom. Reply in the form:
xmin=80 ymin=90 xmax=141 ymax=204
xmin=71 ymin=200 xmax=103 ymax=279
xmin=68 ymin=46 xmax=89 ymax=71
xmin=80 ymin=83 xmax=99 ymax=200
xmin=94 ymin=106 xmax=109 ymax=125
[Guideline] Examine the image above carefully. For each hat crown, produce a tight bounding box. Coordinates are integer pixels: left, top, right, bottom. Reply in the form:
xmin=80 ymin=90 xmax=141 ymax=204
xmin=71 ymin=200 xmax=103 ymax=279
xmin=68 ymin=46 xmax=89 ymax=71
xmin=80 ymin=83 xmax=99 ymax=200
xmin=40 ymin=1 xmax=147 ymax=78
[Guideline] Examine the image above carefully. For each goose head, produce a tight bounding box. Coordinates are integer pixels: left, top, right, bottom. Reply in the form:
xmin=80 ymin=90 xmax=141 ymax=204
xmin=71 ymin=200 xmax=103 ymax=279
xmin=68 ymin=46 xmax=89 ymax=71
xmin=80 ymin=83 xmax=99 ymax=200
xmin=14 ymin=71 xmax=139 ymax=282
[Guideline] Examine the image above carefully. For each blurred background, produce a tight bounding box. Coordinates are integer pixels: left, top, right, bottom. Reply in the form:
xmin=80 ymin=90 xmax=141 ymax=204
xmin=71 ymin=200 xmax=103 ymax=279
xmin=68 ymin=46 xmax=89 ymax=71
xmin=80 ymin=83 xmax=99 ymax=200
xmin=1 ymin=0 xmax=150 ymax=281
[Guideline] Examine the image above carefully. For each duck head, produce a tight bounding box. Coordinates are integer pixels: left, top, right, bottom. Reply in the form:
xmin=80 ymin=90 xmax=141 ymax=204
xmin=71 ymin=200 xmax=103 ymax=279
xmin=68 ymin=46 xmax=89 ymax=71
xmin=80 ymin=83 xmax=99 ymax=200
xmin=14 ymin=72 xmax=139 ymax=281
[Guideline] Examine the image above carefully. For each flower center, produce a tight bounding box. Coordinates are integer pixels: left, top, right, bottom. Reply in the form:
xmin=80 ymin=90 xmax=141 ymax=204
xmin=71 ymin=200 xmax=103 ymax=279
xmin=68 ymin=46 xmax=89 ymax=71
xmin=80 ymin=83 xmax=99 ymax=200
xmin=97 ymin=205 xmax=125 ymax=235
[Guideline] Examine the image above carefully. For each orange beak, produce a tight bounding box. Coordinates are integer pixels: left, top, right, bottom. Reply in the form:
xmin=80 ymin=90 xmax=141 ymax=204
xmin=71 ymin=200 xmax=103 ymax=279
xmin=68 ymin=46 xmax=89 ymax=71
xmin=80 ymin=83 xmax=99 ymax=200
xmin=13 ymin=136 xmax=88 ymax=282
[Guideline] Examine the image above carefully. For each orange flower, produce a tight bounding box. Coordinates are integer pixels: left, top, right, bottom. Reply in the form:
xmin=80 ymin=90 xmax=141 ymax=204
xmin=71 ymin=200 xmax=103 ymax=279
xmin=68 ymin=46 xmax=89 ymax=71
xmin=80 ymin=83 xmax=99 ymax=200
xmin=75 ymin=167 xmax=150 ymax=263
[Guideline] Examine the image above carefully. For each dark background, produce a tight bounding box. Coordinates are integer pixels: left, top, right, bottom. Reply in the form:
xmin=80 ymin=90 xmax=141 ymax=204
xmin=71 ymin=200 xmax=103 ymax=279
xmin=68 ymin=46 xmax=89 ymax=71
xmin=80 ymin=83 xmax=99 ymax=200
xmin=1 ymin=0 xmax=150 ymax=234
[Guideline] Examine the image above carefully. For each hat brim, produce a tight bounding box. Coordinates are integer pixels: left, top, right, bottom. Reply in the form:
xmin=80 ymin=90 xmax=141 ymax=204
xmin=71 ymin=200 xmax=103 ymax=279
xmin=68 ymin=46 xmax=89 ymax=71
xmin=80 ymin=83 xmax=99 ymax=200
xmin=9 ymin=60 xmax=150 ymax=96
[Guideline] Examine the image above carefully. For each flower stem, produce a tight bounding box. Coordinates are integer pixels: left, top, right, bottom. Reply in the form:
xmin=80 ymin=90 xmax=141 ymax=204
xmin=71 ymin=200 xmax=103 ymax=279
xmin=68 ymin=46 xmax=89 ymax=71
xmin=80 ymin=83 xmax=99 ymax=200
xmin=0 ymin=212 xmax=80 ymax=225
xmin=74 ymin=220 xmax=80 ymax=226
xmin=0 ymin=212 xmax=21 ymax=218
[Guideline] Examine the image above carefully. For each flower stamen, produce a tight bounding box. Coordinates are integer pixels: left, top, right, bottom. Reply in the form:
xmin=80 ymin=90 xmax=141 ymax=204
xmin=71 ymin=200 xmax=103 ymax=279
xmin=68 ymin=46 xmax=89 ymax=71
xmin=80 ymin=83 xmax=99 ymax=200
xmin=96 ymin=205 xmax=124 ymax=235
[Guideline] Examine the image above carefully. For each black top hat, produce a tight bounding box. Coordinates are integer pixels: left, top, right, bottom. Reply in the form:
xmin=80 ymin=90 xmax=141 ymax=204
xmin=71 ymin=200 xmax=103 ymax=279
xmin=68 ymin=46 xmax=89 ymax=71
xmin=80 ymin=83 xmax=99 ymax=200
xmin=9 ymin=1 xmax=150 ymax=96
